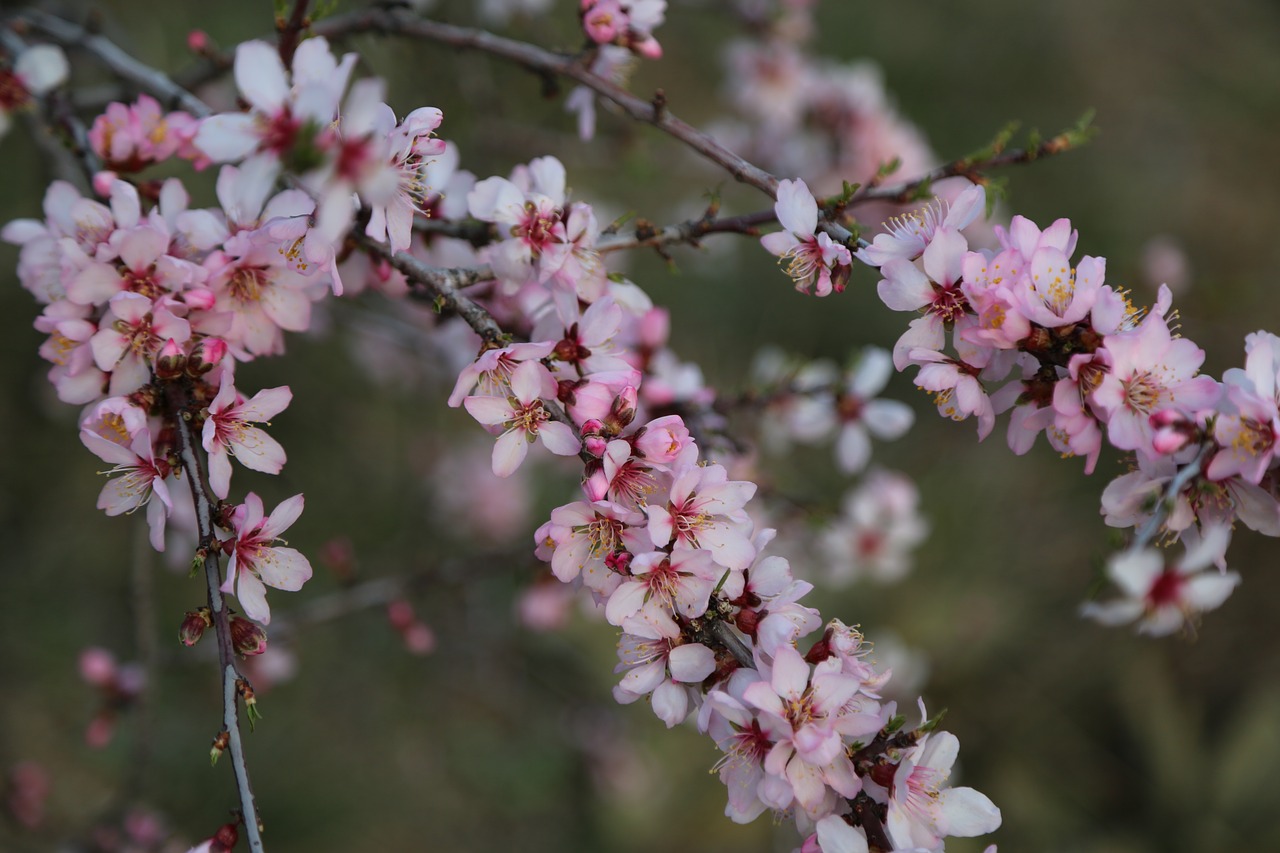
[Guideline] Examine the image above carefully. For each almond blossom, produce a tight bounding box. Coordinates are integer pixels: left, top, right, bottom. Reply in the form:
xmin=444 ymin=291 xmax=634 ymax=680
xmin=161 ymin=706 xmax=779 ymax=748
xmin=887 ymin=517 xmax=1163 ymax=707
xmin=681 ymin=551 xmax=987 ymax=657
xmin=0 ymin=45 xmax=69 ymax=138
xmin=1081 ymin=525 xmax=1240 ymax=636
xmin=463 ymin=360 xmax=582 ymax=477
xmin=201 ymin=382 xmax=292 ymax=499
xmin=760 ymin=178 xmax=851 ymax=296
xmin=883 ymin=731 xmax=1002 ymax=850
xmin=221 ymin=493 xmax=313 ymax=625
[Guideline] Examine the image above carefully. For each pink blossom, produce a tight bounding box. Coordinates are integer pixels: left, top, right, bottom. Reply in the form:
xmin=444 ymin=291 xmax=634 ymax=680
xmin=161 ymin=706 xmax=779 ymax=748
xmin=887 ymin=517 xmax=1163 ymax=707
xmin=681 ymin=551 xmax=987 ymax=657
xmin=647 ymin=461 xmax=757 ymax=570
xmin=1080 ymin=525 xmax=1239 ymax=636
xmin=604 ymin=548 xmax=721 ymax=626
xmin=613 ymin=614 xmax=716 ymax=728
xmin=463 ymin=361 xmax=582 ymax=477
xmin=885 ymin=731 xmax=1002 ymax=849
xmin=202 ymin=382 xmax=292 ymax=498
xmin=80 ymin=426 xmax=172 ymax=551
xmin=856 ymin=183 xmax=985 ymax=268
xmin=761 ymin=178 xmax=851 ymax=296
xmin=221 ymin=493 xmax=312 ymax=625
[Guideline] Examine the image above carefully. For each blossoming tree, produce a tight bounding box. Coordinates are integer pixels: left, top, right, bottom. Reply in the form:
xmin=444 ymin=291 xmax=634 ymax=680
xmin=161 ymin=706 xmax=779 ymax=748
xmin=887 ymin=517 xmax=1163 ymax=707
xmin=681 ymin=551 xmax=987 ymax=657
xmin=3 ymin=1 xmax=1279 ymax=851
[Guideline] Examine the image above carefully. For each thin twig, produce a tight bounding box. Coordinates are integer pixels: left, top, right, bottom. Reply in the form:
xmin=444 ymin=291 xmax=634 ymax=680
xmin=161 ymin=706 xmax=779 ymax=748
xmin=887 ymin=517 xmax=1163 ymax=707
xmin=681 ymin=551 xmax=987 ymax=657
xmin=355 ymin=234 xmax=501 ymax=344
xmin=1130 ymin=444 xmax=1211 ymax=552
xmin=312 ymin=6 xmax=784 ymax=196
xmin=168 ymin=386 xmax=265 ymax=853
xmin=14 ymin=10 xmax=212 ymax=117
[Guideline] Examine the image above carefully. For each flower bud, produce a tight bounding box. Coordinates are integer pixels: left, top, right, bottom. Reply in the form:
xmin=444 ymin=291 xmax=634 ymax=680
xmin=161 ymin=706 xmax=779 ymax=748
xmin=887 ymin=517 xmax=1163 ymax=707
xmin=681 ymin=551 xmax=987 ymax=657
xmin=179 ymin=608 xmax=212 ymax=647
xmin=186 ymin=337 xmax=228 ymax=377
xmin=387 ymin=600 xmax=415 ymax=631
xmin=604 ymin=550 xmax=632 ymax=575
xmin=583 ymin=434 xmax=608 ymax=458
xmin=213 ymin=822 xmax=239 ymax=851
xmin=229 ymin=615 xmax=268 ymax=656
xmin=154 ymin=338 xmax=187 ymax=380
xmin=92 ymin=171 xmax=118 ymax=197
xmin=182 ymin=286 xmax=217 ymax=311
xmin=187 ymin=30 xmax=210 ymax=52
xmin=607 ymin=386 xmax=638 ymax=431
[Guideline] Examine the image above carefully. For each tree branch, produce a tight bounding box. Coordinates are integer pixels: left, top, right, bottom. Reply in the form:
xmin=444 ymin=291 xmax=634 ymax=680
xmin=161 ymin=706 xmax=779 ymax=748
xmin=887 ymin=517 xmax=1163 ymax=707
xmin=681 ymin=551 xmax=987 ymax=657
xmin=167 ymin=386 xmax=265 ymax=853
xmin=13 ymin=10 xmax=212 ymax=117
xmin=312 ymin=6 xmax=780 ymax=195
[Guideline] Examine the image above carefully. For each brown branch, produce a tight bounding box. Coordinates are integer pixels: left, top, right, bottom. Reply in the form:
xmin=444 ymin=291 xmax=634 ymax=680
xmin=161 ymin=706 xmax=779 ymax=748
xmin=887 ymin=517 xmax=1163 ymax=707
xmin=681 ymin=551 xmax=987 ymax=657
xmin=276 ymin=0 xmax=312 ymax=68
xmin=311 ymin=6 xmax=782 ymax=197
xmin=167 ymin=385 xmax=265 ymax=853
xmin=13 ymin=10 xmax=212 ymax=118
xmin=354 ymin=234 xmax=502 ymax=344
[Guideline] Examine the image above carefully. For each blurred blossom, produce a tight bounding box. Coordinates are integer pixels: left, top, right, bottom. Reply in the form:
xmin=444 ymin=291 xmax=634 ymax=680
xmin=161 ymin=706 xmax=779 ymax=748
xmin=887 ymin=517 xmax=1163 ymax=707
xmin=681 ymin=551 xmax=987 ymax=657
xmin=819 ymin=470 xmax=928 ymax=585
xmin=1141 ymin=234 xmax=1191 ymax=294
xmin=432 ymin=439 xmax=533 ymax=542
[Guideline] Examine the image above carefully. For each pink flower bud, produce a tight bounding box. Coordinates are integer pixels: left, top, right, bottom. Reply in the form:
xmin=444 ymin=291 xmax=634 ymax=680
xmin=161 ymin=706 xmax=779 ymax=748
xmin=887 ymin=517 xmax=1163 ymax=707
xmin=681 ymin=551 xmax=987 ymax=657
xmin=91 ymin=171 xmax=118 ymax=197
xmin=583 ymin=468 xmax=610 ymax=500
xmin=632 ymin=415 xmax=689 ymax=463
xmin=179 ymin=608 xmax=212 ymax=647
xmin=583 ymin=434 xmax=608 ymax=457
xmin=387 ymin=600 xmax=415 ymax=631
xmin=154 ymin=338 xmax=187 ymax=380
xmin=79 ymin=647 xmax=117 ymax=687
xmin=609 ymin=386 xmax=638 ymax=430
xmin=229 ymin=615 xmax=268 ymax=656
xmin=187 ymin=30 xmax=210 ymax=52
xmin=182 ymin=287 xmax=217 ymax=311
xmin=186 ymin=337 xmax=228 ymax=376
xmin=1152 ymin=428 xmax=1191 ymax=455
xmin=402 ymin=622 xmax=436 ymax=655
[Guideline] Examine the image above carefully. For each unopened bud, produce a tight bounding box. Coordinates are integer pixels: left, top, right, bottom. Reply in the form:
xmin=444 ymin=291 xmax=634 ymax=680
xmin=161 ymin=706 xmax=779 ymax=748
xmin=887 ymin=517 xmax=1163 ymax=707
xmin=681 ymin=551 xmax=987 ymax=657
xmin=734 ymin=607 xmax=761 ymax=637
xmin=387 ymin=600 xmax=415 ymax=631
xmin=187 ymin=30 xmax=210 ymax=52
xmin=229 ymin=615 xmax=268 ymax=656
xmin=210 ymin=730 xmax=229 ymax=765
xmin=182 ymin=286 xmax=217 ymax=311
xmin=607 ymin=386 xmax=638 ymax=431
xmin=604 ymin=550 xmax=632 ymax=575
xmin=212 ymin=821 xmax=239 ymax=851
xmin=91 ymin=170 xmax=118 ymax=197
xmin=154 ymin=338 xmax=187 ymax=380
xmin=179 ymin=607 xmax=212 ymax=647
xmin=186 ymin=337 xmax=228 ymax=376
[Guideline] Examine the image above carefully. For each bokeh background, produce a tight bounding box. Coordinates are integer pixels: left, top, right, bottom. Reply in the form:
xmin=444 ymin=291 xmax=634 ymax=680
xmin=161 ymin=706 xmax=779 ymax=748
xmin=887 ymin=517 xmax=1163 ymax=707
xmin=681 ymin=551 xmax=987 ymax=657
xmin=4 ymin=1 xmax=1280 ymax=851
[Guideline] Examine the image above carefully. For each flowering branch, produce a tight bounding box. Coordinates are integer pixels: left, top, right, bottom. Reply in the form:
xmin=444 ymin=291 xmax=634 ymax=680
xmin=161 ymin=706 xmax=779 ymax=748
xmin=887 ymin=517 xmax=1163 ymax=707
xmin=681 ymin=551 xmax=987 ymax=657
xmin=167 ymin=387 xmax=265 ymax=853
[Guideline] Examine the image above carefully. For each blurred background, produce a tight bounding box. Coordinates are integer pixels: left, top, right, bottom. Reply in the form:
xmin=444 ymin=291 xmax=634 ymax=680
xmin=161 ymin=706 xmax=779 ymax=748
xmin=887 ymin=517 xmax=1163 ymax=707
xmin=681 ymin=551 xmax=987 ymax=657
xmin=4 ymin=0 xmax=1280 ymax=851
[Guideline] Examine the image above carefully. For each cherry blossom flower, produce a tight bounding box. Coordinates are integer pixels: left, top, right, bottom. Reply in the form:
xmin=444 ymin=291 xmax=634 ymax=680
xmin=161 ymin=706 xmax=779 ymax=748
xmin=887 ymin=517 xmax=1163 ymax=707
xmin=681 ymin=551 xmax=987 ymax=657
xmin=81 ymin=426 xmax=172 ymax=551
xmin=604 ymin=548 xmax=721 ymax=626
xmin=201 ymin=382 xmax=292 ymax=499
xmin=0 ymin=45 xmax=69 ymax=138
xmin=221 ymin=493 xmax=313 ymax=625
xmin=463 ymin=360 xmax=582 ymax=477
xmin=855 ymin=182 xmax=985 ymax=268
xmin=613 ymin=614 xmax=717 ymax=727
xmin=1081 ymin=525 xmax=1240 ymax=636
xmin=884 ymin=731 xmax=1002 ymax=849
xmin=760 ymin=178 xmax=851 ymax=296
xmin=647 ymin=461 xmax=757 ymax=570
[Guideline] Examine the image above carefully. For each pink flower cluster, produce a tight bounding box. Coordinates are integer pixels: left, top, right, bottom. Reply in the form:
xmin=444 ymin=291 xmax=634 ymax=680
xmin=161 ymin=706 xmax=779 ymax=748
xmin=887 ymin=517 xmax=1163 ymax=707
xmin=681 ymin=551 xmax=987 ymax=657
xmin=89 ymin=94 xmax=205 ymax=172
xmin=580 ymin=0 xmax=666 ymax=58
xmin=447 ymin=154 xmax=1000 ymax=846
xmin=856 ymin=182 xmax=1278 ymax=635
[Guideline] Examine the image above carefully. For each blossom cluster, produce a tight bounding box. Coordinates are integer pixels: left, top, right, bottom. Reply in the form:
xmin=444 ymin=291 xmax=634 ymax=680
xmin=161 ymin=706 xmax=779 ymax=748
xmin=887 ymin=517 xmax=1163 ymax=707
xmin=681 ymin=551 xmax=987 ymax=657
xmin=444 ymin=151 xmax=999 ymax=846
xmin=852 ymin=181 xmax=1273 ymax=636
xmin=7 ymin=15 xmax=1001 ymax=852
